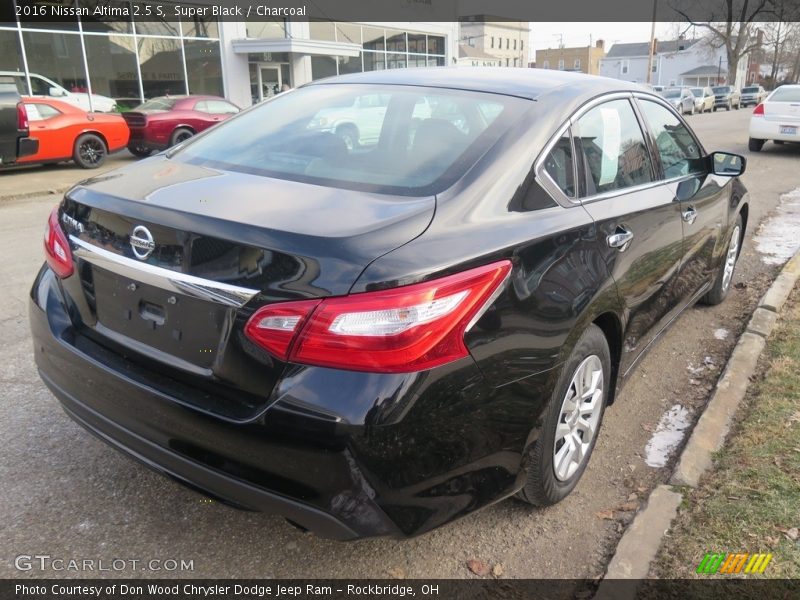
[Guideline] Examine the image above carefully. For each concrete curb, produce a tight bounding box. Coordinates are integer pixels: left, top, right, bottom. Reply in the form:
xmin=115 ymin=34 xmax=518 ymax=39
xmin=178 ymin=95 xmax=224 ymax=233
xmin=595 ymin=249 xmax=800 ymax=596
xmin=0 ymin=187 xmax=68 ymax=202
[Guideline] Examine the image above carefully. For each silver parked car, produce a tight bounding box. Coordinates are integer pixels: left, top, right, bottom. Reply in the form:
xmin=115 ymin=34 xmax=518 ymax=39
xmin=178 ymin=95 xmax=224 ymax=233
xmin=661 ymin=87 xmax=696 ymax=115
xmin=741 ymin=85 xmax=768 ymax=107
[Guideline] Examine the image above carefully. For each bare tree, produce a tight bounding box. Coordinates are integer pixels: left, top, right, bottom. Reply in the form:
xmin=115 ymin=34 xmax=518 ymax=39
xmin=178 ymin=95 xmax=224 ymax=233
xmin=671 ymin=0 xmax=774 ymax=85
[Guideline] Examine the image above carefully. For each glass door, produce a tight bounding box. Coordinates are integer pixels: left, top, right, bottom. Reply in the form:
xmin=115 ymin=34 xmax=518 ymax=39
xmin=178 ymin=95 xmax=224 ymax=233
xmin=258 ymin=66 xmax=282 ymax=101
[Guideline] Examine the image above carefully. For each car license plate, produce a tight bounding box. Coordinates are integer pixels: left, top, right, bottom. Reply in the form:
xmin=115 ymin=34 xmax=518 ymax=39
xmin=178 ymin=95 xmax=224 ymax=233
xmin=780 ymin=125 xmax=797 ymax=135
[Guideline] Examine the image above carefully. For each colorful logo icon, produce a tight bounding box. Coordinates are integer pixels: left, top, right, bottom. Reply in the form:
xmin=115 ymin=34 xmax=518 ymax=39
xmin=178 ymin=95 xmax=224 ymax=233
xmin=696 ymin=552 xmax=773 ymax=574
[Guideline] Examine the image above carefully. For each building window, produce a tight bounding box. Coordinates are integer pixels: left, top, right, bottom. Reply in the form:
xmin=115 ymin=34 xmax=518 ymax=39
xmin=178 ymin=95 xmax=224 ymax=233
xmin=506 ymin=58 xmax=509 ymax=66
xmin=574 ymin=59 xmax=581 ymax=70
xmin=137 ymin=37 xmax=185 ymax=98
xmin=651 ymin=63 xmax=658 ymax=72
xmin=185 ymin=39 xmax=223 ymax=96
xmin=621 ymin=60 xmax=629 ymax=74
xmin=558 ymin=59 xmax=565 ymax=70
xmin=246 ymin=20 xmax=286 ymax=39
xmin=521 ymin=40 xmax=524 ymax=51
xmin=506 ymin=38 xmax=510 ymax=49
xmin=514 ymin=58 xmax=518 ymax=67
xmin=542 ymin=60 xmax=549 ymax=69
xmin=491 ymin=36 xmax=494 ymax=49
xmin=513 ymin=39 xmax=517 ymax=50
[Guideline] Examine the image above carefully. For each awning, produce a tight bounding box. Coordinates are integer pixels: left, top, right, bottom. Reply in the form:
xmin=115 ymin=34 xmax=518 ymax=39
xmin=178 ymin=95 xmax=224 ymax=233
xmin=231 ymin=38 xmax=361 ymax=57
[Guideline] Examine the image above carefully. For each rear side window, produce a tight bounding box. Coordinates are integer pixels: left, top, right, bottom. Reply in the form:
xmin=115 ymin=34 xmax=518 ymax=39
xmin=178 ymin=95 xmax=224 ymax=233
xmin=176 ymin=84 xmax=528 ymax=195
xmin=25 ymin=103 xmax=61 ymax=120
xmin=573 ymin=99 xmax=653 ymax=196
xmin=637 ymin=100 xmax=701 ymax=180
xmin=543 ymin=131 xmax=575 ymax=198
xmin=135 ymin=97 xmax=177 ymax=111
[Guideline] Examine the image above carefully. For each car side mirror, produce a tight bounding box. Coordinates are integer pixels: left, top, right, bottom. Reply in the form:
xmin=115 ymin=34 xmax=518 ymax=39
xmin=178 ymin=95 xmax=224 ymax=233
xmin=709 ymin=151 xmax=746 ymax=177
xmin=49 ymin=87 xmax=66 ymax=97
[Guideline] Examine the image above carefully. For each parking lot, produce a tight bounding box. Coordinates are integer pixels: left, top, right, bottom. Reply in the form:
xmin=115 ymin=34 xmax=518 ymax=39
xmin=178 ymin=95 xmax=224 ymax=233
xmin=2 ymin=107 xmax=799 ymax=580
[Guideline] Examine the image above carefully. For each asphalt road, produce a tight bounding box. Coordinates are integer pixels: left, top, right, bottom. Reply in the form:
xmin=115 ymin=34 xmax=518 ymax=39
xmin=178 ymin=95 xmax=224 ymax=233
xmin=1 ymin=108 xmax=799 ymax=580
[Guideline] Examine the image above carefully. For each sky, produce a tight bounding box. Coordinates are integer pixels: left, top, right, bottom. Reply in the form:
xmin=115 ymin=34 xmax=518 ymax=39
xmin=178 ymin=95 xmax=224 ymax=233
xmin=529 ymin=22 xmax=682 ymax=57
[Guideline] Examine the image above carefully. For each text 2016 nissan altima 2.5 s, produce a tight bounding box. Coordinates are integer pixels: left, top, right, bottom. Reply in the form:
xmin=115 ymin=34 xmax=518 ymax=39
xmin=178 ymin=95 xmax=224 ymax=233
xmin=30 ymin=68 xmax=748 ymax=540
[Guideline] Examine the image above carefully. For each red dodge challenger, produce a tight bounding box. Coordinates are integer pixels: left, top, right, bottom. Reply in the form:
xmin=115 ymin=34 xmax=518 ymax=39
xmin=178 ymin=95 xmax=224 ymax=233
xmin=122 ymin=95 xmax=240 ymax=157
xmin=15 ymin=98 xmax=128 ymax=169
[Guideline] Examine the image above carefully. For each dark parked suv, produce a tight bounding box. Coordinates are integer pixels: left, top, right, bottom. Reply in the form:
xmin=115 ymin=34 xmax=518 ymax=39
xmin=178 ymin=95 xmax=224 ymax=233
xmin=31 ymin=69 xmax=748 ymax=540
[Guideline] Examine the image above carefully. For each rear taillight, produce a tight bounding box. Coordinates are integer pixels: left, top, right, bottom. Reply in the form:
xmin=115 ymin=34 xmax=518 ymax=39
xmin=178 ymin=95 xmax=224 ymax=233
xmin=17 ymin=102 xmax=28 ymax=130
xmin=245 ymin=260 xmax=512 ymax=373
xmin=44 ymin=208 xmax=74 ymax=278
xmin=752 ymin=103 xmax=765 ymax=116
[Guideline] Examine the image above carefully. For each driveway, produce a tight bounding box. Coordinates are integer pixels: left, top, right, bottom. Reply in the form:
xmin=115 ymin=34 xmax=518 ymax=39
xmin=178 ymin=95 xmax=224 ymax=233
xmin=2 ymin=108 xmax=799 ymax=580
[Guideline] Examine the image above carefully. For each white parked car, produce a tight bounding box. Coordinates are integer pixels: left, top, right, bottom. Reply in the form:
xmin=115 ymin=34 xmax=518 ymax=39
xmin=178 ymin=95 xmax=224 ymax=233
xmin=748 ymin=85 xmax=800 ymax=151
xmin=689 ymin=87 xmax=715 ymax=113
xmin=0 ymin=71 xmax=117 ymax=112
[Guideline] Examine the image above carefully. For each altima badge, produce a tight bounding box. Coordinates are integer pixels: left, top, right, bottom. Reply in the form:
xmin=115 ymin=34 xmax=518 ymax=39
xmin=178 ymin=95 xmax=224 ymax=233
xmin=130 ymin=225 xmax=155 ymax=260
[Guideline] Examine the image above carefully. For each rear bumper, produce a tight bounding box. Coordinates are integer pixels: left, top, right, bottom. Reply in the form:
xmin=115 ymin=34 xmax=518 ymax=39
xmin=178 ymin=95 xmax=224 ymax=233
xmin=749 ymin=118 xmax=800 ymax=142
xmin=30 ymin=265 xmax=527 ymax=539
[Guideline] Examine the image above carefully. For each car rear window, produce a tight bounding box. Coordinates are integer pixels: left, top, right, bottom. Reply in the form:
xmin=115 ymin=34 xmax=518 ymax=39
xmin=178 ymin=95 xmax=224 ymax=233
xmin=663 ymin=89 xmax=681 ymax=98
xmin=174 ymin=84 xmax=528 ymax=195
xmin=136 ymin=97 xmax=177 ymax=111
xmin=769 ymin=87 xmax=800 ymax=102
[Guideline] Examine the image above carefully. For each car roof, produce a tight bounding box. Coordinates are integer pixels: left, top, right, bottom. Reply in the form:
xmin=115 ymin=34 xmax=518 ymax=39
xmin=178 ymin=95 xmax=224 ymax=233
xmin=307 ymin=67 xmax=646 ymax=101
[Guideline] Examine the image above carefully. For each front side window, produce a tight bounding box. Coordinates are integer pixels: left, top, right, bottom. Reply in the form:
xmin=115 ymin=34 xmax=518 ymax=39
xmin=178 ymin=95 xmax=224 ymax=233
xmin=638 ymin=100 xmax=701 ymax=180
xmin=573 ymin=98 xmax=653 ymax=196
xmin=176 ymin=84 xmax=527 ymax=195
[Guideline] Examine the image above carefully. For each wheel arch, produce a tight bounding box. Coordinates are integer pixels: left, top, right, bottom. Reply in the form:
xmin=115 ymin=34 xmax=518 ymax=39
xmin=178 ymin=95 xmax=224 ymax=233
xmin=75 ymin=129 xmax=109 ymax=150
xmin=591 ymin=312 xmax=623 ymax=405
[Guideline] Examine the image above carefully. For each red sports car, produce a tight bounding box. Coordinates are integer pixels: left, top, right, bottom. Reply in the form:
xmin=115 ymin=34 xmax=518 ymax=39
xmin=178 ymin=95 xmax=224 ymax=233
xmin=122 ymin=95 xmax=240 ymax=157
xmin=16 ymin=98 xmax=129 ymax=169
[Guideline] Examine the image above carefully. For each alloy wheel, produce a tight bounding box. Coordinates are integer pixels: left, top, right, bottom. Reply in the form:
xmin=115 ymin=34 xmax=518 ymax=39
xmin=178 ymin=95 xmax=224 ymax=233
xmin=721 ymin=225 xmax=740 ymax=292
xmin=79 ymin=138 xmax=105 ymax=166
xmin=553 ymin=355 xmax=604 ymax=481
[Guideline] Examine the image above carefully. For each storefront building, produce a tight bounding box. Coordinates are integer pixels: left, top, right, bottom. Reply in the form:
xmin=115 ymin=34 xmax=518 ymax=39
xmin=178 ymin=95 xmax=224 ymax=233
xmin=0 ymin=2 xmax=458 ymax=110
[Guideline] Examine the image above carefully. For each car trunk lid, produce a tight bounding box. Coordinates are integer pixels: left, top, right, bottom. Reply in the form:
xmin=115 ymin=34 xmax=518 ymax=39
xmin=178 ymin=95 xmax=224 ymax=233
xmin=58 ymin=157 xmax=435 ymax=418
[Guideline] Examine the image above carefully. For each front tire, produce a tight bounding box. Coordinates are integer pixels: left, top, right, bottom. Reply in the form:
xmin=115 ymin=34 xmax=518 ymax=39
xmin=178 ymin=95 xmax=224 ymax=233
xmin=516 ymin=324 xmax=611 ymax=506
xmin=702 ymin=214 xmax=743 ymax=305
xmin=127 ymin=144 xmax=153 ymax=158
xmin=73 ymin=133 xmax=107 ymax=169
xmin=749 ymin=137 xmax=765 ymax=152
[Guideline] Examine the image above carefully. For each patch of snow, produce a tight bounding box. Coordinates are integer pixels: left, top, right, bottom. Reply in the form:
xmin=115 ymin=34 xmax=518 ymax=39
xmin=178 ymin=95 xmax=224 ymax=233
xmin=754 ymin=188 xmax=800 ymax=266
xmin=645 ymin=404 xmax=692 ymax=468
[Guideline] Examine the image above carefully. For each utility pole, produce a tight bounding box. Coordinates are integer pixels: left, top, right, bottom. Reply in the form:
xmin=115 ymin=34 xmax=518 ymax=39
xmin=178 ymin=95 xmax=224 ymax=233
xmin=645 ymin=0 xmax=658 ymax=84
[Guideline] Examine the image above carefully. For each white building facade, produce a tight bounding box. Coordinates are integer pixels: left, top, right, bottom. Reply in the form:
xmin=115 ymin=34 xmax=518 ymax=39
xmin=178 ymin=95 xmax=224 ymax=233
xmin=598 ymin=38 xmax=749 ymax=89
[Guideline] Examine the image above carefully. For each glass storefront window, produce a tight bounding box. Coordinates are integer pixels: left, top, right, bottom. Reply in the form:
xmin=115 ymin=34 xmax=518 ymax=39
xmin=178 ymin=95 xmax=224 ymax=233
xmin=386 ymin=53 xmax=407 ymax=69
xmin=427 ymin=36 xmax=445 ymax=55
xmin=334 ymin=23 xmax=361 ymax=44
xmin=184 ymin=39 xmax=223 ymax=96
xmin=408 ymin=33 xmax=426 ymax=53
xmin=21 ymin=31 xmax=87 ymax=93
xmin=362 ymin=27 xmax=384 ymax=51
xmin=137 ymin=37 xmax=186 ymax=97
xmin=309 ymin=21 xmax=336 ymax=42
xmin=83 ymin=34 xmax=139 ymax=105
xmin=133 ymin=2 xmax=179 ymax=36
xmin=386 ymin=32 xmax=406 ymax=53
xmin=246 ymin=20 xmax=285 ymax=39
xmin=0 ymin=29 xmax=24 ymax=73
xmin=338 ymin=54 xmax=362 ymax=75
xmin=363 ymin=51 xmax=384 ymax=72
xmin=311 ymin=55 xmax=337 ymax=81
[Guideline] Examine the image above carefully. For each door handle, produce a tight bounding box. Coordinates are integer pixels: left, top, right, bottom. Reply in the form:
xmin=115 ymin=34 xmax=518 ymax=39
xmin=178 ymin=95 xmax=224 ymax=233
xmin=682 ymin=206 xmax=698 ymax=225
xmin=607 ymin=227 xmax=634 ymax=251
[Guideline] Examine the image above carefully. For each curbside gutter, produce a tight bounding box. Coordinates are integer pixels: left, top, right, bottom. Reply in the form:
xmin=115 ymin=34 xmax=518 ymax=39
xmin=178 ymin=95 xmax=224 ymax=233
xmin=596 ymin=249 xmax=800 ymax=598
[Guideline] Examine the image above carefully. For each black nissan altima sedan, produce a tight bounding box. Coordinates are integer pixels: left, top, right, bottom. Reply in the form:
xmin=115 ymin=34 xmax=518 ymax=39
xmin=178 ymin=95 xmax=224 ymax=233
xmin=30 ymin=68 xmax=748 ymax=540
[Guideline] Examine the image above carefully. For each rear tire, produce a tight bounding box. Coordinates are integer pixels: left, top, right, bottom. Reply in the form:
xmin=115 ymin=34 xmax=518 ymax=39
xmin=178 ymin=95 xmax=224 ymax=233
xmin=73 ymin=133 xmax=107 ymax=169
xmin=516 ymin=324 xmax=611 ymax=506
xmin=169 ymin=127 xmax=194 ymax=147
xmin=702 ymin=214 xmax=743 ymax=306
xmin=748 ymin=137 xmax=765 ymax=152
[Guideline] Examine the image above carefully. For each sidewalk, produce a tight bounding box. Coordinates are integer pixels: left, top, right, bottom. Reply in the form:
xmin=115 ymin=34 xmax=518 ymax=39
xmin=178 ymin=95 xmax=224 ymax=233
xmin=0 ymin=152 xmax=138 ymax=200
